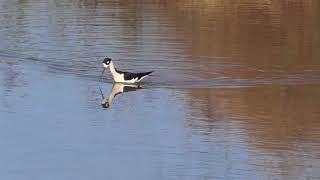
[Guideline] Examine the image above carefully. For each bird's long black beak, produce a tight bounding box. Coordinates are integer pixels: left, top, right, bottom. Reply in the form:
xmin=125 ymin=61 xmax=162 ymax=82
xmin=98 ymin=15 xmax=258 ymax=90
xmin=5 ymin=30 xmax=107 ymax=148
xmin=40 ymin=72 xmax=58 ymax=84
xmin=99 ymin=68 xmax=105 ymax=82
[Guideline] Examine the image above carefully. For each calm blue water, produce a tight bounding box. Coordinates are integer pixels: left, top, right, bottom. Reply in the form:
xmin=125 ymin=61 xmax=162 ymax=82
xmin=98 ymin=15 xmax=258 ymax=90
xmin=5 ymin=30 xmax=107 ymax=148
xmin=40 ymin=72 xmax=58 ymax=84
xmin=1 ymin=0 xmax=320 ymax=179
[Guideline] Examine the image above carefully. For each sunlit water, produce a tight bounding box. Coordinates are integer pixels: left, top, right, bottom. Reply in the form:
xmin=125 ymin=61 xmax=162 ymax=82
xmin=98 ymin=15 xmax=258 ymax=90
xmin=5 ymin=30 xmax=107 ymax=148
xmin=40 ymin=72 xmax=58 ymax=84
xmin=1 ymin=0 xmax=320 ymax=179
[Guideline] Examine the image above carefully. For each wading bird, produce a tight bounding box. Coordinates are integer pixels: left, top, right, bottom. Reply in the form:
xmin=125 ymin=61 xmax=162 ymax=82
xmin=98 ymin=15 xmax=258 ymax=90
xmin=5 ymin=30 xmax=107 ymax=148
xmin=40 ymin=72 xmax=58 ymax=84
xmin=101 ymin=57 xmax=153 ymax=83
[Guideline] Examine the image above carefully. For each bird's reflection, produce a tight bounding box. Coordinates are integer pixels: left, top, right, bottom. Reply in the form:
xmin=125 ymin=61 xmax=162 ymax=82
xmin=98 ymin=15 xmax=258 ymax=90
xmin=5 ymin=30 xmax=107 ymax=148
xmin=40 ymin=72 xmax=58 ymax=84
xmin=100 ymin=83 xmax=142 ymax=108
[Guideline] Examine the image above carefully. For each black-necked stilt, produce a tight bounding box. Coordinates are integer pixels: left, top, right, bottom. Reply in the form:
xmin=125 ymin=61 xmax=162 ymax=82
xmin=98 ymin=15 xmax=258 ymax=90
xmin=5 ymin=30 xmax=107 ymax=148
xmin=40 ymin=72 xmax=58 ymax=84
xmin=100 ymin=83 xmax=142 ymax=108
xmin=101 ymin=57 xmax=153 ymax=83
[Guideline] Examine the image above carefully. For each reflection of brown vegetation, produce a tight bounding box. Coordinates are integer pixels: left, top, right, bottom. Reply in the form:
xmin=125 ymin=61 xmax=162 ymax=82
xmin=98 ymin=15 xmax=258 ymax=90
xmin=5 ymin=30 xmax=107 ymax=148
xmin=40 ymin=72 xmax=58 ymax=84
xmin=63 ymin=0 xmax=320 ymax=81
xmin=78 ymin=0 xmax=97 ymax=7
xmin=185 ymin=84 xmax=320 ymax=149
xmin=138 ymin=0 xmax=320 ymax=79
xmin=189 ymin=85 xmax=320 ymax=143
xmin=182 ymin=84 xmax=320 ymax=176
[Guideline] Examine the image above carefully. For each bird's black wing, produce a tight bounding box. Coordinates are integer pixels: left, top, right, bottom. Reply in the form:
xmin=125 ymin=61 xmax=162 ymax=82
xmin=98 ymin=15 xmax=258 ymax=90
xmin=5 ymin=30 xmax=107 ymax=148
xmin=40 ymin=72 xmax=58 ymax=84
xmin=123 ymin=71 xmax=153 ymax=81
xmin=115 ymin=68 xmax=153 ymax=81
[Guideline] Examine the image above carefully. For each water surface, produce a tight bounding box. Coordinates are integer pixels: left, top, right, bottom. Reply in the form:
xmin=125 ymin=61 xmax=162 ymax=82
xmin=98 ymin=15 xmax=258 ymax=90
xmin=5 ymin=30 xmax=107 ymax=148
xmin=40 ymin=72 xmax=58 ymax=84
xmin=0 ymin=0 xmax=320 ymax=179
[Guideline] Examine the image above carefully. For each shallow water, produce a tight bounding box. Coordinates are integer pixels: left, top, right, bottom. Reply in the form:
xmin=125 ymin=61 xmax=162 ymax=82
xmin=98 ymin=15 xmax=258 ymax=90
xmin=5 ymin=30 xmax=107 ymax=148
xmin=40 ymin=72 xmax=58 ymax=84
xmin=1 ymin=0 xmax=320 ymax=179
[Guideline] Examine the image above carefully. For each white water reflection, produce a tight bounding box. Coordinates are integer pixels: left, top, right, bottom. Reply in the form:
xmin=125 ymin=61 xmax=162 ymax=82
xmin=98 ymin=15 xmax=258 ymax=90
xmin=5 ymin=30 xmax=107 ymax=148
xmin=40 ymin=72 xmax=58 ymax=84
xmin=100 ymin=83 xmax=142 ymax=108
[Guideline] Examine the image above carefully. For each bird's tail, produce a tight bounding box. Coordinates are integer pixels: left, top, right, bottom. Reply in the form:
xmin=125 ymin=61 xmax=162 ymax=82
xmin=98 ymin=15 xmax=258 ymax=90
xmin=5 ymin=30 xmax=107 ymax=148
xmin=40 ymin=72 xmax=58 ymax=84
xmin=145 ymin=71 xmax=154 ymax=76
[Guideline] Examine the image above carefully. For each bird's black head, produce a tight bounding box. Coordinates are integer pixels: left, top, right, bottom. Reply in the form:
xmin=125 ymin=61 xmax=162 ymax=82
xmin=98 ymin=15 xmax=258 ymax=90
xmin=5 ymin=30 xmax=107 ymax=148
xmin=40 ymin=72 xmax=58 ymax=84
xmin=103 ymin=57 xmax=112 ymax=65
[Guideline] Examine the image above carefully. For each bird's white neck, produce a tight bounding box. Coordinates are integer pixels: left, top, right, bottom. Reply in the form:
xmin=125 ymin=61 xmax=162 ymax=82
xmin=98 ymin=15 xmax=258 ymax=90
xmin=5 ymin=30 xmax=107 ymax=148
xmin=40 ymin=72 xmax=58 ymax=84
xmin=109 ymin=61 xmax=118 ymax=78
xmin=108 ymin=61 xmax=124 ymax=83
